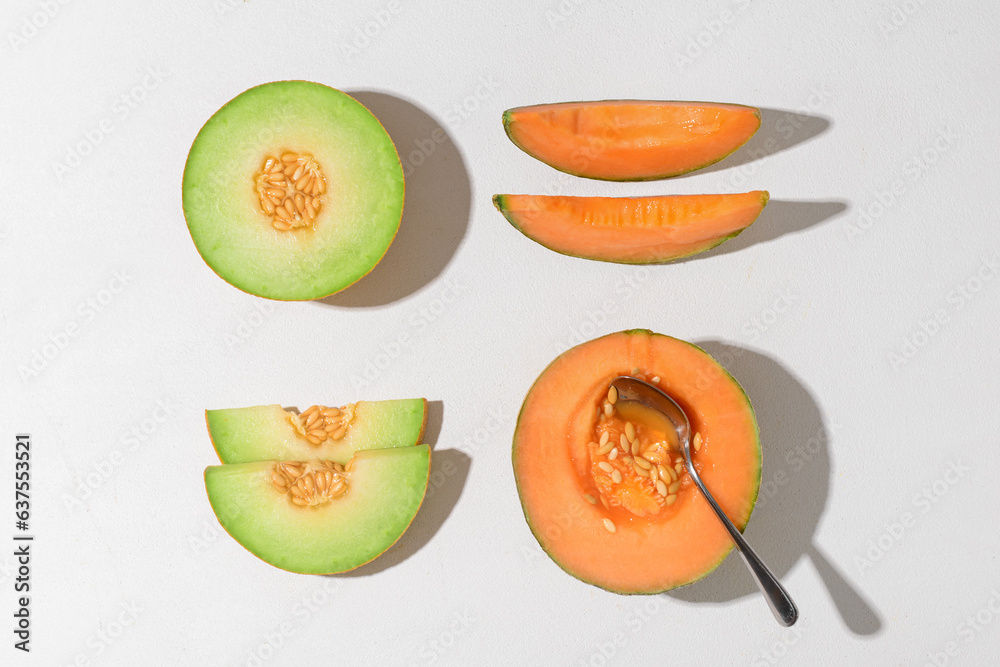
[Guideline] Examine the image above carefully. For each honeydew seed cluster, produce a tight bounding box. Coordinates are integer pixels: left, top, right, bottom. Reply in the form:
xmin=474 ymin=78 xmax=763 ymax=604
xmin=254 ymin=152 xmax=327 ymax=231
xmin=271 ymin=404 xmax=359 ymax=509
xmin=288 ymin=404 xmax=355 ymax=446
xmin=587 ymin=377 xmax=703 ymax=534
xmin=270 ymin=459 xmax=352 ymax=508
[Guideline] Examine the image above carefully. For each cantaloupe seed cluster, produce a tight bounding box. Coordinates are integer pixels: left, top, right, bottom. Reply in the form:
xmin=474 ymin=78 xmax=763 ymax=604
xmin=287 ymin=404 xmax=355 ymax=445
xmin=270 ymin=460 xmax=352 ymax=507
xmin=254 ymin=151 xmax=327 ymax=231
xmin=584 ymin=373 xmax=703 ymax=534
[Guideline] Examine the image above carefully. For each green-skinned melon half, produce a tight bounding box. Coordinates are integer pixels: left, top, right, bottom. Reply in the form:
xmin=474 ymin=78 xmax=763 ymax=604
xmin=182 ymin=81 xmax=404 ymax=300
xmin=513 ymin=330 xmax=761 ymax=594
xmin=203 ymin=398 xmax=430 ymax=574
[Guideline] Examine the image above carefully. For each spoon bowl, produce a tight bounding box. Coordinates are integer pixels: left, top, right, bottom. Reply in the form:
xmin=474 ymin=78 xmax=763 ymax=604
xmin=610 ymin=375 xmax=799 ymax=626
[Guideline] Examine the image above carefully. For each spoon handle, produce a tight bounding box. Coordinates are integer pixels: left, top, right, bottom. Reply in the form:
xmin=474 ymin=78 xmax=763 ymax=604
xmin=687 ymin=464 xmax=799 ymax=626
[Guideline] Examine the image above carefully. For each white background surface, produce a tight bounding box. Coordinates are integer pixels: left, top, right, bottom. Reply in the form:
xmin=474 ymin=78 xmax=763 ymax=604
xmin=2 ymin=1 xmax=998 ymax=665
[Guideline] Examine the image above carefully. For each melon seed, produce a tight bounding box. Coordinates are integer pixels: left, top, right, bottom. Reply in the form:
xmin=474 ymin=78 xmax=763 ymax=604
xmin=270 ymin=459 xmax=348 ymax=508
xmin=287 ymin=404 xmax=355 ymax=446
xmin=255 ymin=152 xmax=328 ymax=232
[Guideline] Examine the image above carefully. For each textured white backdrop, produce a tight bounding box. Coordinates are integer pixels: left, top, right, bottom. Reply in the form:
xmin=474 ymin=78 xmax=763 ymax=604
xmin=2 ymin=1 xmax=998 ymax=665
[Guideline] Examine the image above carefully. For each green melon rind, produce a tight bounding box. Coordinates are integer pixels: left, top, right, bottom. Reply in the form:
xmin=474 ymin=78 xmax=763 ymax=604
xmin=207 ymin=399 xmax=427 ymax=464
xmin=182 ymin=80 xmax=404 ymax=301
xmin=493 ymin=193 xmax=768 ymax=265
xmin=205 ymin=445 xmax=430 ymax=574
xmin=502 ymin=102 xmax=761 ymax=181
xmin=512 ymin=329 xmax=761 ymax=594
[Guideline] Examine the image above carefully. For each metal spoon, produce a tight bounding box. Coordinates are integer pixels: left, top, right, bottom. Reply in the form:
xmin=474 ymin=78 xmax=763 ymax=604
xmin=610 ymin=376 xmax=799 ymax=627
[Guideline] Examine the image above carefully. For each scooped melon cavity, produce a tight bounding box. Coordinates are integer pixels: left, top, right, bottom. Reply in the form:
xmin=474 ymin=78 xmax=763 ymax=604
xmin=587 ymin=373 xmax=690 ymax=522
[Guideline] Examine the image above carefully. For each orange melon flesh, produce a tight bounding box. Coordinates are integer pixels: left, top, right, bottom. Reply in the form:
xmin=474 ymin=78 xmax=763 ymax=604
xmin=503 ymin=101 xmax=761 ymax=181
xmin=513 ymin=330 xmax=761 ymax=594
xmin=494 ymin=192 xmax=769 ymax=264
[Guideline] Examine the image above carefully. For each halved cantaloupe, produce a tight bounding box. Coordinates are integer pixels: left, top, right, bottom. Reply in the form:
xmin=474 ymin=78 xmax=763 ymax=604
xmin=494 ymin=192 xmax=768 ymax=263
xmin=206 ymin=445 xmax=430 ymax=574
xmin=503 ymin=101 xmax=760 ymax=181
xmin=513 ymin=330 xmax=761 ymax=594
xmin=206 ymin=399 xmax=427 ymax=464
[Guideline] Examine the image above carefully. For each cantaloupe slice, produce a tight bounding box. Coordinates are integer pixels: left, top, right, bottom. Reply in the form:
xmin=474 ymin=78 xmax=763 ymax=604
xmin=503 ymin=101 xmax=760 ymax=181
xmin=513 ymin=330 xmax=761 ymax=594
xmin=494 ymin=192 xmax=768 ymax=263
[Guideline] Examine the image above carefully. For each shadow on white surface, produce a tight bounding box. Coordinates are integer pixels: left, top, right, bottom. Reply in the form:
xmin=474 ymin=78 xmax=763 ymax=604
xmin=672 ymin=108 xmax=831 ymax=179
xmin=807 ymin=543 xmax=882 ymax=636
xmin=667 ymin=341 xmax=882 ymax=636
xmin=422 ymin=399 xmax=444 ymax=445
xmin=318 ymin=91 xmax=471 ymax=308
xmin=676 ymin=199 xmax=848 ymax=262
xmin=332 ymin=400 xmax=470 ymax=577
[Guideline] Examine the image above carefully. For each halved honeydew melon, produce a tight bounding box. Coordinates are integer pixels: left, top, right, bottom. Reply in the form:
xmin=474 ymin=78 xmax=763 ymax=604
xmin=182 ymin=80 xmax=404 ymax=300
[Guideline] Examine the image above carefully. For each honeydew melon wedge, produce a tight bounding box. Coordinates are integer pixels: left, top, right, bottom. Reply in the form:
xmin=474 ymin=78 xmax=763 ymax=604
xmin=205 ymin=445 xmax=431 ymax=574
xmin=206 ymin=399 xmax=427 ymax=464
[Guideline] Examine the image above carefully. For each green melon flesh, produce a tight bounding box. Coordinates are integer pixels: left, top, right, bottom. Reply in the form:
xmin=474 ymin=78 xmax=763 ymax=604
xmin=207 ymin=399 xmax=427 ymax=464
xmin=205 ymin=446 xmax=430 ymax=574
xmin=182 ymin=81 xmax=404 ymax=300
